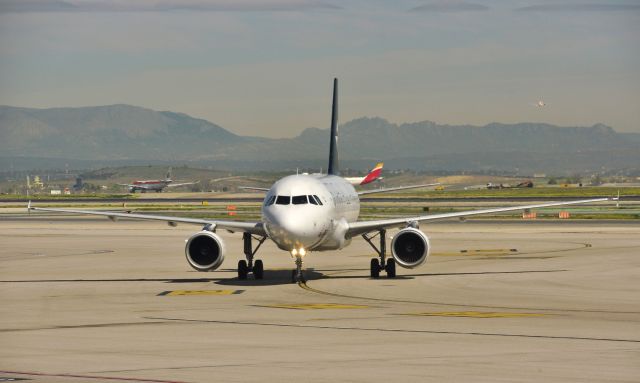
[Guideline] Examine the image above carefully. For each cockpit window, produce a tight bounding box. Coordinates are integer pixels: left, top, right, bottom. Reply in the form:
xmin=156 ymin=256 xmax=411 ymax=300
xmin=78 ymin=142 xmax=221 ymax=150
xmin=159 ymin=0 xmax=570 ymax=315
xmin=292 ymin=195 xmax=308 ymax=205
xmin=308 ymin=195 xmax=318 ymax=205
xmin=276 ymin=195 xmax=291 ymax=205
xmin=265 ymin=195 xmax=276 ymax=206
xmin=313 ymin=195 xmax=323 ymax=205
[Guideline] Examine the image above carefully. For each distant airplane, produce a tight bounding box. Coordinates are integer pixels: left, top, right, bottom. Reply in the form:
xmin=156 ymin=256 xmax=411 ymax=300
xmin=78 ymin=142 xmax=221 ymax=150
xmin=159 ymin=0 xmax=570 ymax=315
xmin=344 ymin=162 xmax=384 ymax=186
xmin=119 ymin=167 xmax=198 ymax=193
xmin=536 ymin=100 xmax=546 ymax=107
xmin=29 ymin=79 xmax=617 ymax=282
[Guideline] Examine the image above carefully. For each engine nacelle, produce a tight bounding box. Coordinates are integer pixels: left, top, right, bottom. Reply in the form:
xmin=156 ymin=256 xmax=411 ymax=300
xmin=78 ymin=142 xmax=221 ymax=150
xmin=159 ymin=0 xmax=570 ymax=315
xmin=391 ymin=227 xmax=430 ymax=269
xmin=185 ymin=231 xmax=225 ymax=271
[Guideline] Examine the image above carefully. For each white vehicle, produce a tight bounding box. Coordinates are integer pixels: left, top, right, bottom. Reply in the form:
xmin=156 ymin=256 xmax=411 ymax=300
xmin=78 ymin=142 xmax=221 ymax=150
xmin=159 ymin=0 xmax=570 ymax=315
xmin=29 ymin=79 xmax=616 ymax=282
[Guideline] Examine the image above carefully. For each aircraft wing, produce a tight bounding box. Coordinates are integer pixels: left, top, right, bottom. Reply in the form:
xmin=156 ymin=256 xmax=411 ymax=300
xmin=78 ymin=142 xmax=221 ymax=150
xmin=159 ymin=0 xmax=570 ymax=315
xmin=27 ymin=203 xmax=266 ymax=236
xmin=166 ymin=181 xmax=199 ymax=188
xmin=358 ymin=183 xmax=440 ymax=196
xmin=238 ymin=186 xmax=270 ymax=192
xmin=347 ymin=197 xmax=615 ymax=237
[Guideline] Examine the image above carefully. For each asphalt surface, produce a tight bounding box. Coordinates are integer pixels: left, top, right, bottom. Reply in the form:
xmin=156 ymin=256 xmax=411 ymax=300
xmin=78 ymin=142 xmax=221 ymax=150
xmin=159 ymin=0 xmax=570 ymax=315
xmin=1 ymin=217 xmax=639 ymax=382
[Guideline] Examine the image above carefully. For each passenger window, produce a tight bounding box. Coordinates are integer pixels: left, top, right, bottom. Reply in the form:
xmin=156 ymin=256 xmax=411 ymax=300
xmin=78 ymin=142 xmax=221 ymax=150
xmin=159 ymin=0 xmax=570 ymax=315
xmin=292 ymin=195 xmax=308 ymax=205
xmin=313 ymin=195 xmax=323 ymax=205
xmin=309 ymin=195 xmax=318 ymax=205
xmin=265 ymin=195 xmax=276 ymax=206
xmin=276 ymin=195 xmax=290 ymax=205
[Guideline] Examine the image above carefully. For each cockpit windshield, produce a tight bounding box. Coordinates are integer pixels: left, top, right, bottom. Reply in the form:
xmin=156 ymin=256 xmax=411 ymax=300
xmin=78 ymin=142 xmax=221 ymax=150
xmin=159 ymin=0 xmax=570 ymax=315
xmin=270 ymin=195 xmax=322 ymax=206
xmin=276 ymin=195 xmax=291 ymax=205
xmin=292 ymin=195 xmax=308 ymax=205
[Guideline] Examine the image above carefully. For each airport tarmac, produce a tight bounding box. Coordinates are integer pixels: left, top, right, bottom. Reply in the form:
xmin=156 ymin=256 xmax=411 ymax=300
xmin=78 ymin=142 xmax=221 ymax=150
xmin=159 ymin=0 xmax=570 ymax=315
xmin=1 ymin=217 xmax=639 ymax=382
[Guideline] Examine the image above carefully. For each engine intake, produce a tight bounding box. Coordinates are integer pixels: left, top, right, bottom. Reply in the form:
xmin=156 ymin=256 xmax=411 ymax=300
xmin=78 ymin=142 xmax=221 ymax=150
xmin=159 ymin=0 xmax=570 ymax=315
xmin=185 ymin=231 xmax=225 ymax=271
xmin=391 ymin=227 xmax=430 ymax=269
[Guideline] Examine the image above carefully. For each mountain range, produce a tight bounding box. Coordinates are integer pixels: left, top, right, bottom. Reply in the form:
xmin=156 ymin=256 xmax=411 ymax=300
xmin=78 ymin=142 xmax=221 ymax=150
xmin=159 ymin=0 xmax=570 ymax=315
xmin=1 ymin=104 xmax=638 ymax=174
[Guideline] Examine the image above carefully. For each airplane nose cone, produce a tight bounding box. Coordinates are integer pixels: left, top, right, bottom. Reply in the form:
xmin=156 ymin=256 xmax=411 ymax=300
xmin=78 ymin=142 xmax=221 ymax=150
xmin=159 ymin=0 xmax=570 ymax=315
xmin=282 ymin=217 xmax=319 ymax=245
xmin=264 ymin=208 xmax=326 ymax=250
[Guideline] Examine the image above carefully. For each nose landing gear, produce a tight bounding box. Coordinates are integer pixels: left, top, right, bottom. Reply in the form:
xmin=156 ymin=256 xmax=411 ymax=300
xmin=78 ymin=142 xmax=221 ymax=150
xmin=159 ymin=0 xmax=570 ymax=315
xmin=290 ymin=248 xmax=307 ymax=283
xmin=291 ymin=255 xmax=305 ymax=283
xmin=237 ymin=233 xmax=267 ymax=280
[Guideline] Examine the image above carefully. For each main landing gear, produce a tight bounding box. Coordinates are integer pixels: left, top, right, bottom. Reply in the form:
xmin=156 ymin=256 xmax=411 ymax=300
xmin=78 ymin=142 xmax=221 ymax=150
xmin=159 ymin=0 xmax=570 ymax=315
xmin=238 ymin=233 xmax=267 ymax=280
xmin=362 ymin=229 xmax=396 ymax=278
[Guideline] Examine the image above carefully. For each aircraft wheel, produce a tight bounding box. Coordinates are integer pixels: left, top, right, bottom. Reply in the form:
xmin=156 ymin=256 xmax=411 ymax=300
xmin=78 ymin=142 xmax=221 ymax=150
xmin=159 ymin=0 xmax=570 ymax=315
xmin=238 ymin=260 xmax=248 ymax=280
xmin=291 ymin=269 xmax=305 ymax=283
xmin=370 ymin=258 xmax=380 ymax=278
xmin=253 ymin=260 xmax=264 ymax=280
xmin=385 ymin=258 xmax=396 ymax=278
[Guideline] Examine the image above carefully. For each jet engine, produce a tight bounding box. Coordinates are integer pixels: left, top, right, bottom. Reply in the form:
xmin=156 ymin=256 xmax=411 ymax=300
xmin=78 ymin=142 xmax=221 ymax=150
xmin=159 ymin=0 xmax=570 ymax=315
xmin=185 ymin=231 xmax=225 ymax=271
xmin=390 ymin=227 xmax=430 ymax=269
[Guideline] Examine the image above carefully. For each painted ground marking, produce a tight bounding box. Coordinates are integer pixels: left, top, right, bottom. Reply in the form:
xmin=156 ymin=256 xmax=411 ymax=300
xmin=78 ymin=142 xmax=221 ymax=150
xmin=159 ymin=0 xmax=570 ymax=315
xmin=157 ymin=290 xmax=244 ymax=296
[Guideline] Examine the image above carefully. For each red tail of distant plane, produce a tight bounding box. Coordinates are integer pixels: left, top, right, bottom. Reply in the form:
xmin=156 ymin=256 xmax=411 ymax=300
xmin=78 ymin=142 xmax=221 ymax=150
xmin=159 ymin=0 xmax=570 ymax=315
xmin=344 ymin=162 xmax=384 ymax=186
xmin=360 ymin=162 xmax=383 ymax=185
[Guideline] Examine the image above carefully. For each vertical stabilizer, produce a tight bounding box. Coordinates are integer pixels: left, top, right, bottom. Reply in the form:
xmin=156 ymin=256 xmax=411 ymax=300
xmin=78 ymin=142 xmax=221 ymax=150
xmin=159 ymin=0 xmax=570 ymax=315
xmin=328 ymin=78 xmax=339 ymax=175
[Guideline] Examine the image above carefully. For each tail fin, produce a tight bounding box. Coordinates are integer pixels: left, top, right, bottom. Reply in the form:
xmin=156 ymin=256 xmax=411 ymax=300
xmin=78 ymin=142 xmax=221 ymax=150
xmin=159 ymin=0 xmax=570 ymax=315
xmin=327 ymin=78 xmax=339 ymax=175
xmin=360 ymin=162 xmax=384 ymax=185
xmin=166 ymin=167 xmax=172 ymax=180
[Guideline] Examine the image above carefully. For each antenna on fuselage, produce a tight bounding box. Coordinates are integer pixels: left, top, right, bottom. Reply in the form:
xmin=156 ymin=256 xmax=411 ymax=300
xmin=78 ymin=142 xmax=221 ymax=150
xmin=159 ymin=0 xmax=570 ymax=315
xmin=327 ymin=78 xmax=339 ymax=176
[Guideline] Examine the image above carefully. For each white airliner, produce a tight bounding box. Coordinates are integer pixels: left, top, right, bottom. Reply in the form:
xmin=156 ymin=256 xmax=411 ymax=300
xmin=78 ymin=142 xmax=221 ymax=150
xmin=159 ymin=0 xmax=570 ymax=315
xmin=118 ymin=167 xmax=198 ymax=193
xmin=29 ymin=79 xmax=617 ymax=282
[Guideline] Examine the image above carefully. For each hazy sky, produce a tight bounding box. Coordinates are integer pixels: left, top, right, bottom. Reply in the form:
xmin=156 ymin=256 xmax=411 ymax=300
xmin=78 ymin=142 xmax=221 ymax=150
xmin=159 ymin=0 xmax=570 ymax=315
xmin=1 ymin=0 xmax=638 ymax=137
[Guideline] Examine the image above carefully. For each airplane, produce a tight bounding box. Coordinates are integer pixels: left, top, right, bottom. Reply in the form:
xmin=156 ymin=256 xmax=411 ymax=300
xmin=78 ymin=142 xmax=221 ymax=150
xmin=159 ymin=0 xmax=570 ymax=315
xmin=28 ymin=79 xmax=617 ymax=283
xmin=119 ymin=167 xmax=198 ymax=193
xmin=344 ymin=162 xmax=384 ymax=186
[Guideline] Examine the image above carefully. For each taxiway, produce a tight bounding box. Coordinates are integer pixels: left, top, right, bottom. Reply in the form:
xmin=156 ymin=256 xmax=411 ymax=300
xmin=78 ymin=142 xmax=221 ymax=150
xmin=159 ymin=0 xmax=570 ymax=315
xmin=1 ymin=217 xmax=639 ymax=382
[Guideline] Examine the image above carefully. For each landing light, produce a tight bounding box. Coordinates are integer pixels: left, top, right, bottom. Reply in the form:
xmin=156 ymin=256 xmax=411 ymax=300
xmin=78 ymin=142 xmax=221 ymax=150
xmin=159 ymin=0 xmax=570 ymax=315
xmin=291 ymin=247 xmax=306 ymax=258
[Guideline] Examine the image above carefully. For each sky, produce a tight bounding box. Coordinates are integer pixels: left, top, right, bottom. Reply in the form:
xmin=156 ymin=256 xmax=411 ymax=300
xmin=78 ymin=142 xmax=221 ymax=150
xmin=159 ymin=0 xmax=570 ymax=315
xmin=0 ymin=0 xmax=639 ymax=137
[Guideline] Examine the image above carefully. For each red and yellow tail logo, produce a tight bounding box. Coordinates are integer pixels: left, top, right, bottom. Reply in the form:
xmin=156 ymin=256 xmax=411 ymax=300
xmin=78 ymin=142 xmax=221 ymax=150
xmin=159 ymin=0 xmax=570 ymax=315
xmin=360 ymin=162 xmax=383 ymax=185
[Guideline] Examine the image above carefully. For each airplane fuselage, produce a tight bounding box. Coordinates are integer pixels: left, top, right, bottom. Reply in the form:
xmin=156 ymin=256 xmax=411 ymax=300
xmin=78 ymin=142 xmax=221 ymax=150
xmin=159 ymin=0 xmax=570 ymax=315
xmin=129 ymin=180 xmax=171 ymax=192
xmin=262 ymin=174 xmax=359 ymax=252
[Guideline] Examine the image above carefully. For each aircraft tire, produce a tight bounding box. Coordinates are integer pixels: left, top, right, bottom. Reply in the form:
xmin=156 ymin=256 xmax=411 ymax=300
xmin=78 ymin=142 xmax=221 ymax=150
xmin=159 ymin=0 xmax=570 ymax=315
xmin=385 ymin=258 xmax=396 ymax=278
xmin=254 ymin=260 xmax=264 ymax=280
xmin=238 ymin=260 xmax=248 ymax=280
xmin=370 ymin=258 xmax=380 ymax=278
